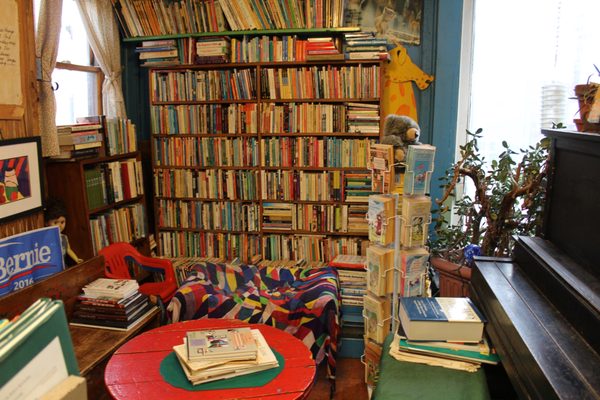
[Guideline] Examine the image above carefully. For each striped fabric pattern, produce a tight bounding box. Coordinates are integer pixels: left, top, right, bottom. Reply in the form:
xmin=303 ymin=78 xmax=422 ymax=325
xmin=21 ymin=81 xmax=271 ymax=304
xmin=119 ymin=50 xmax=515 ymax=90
xmin=171 ymin=261 xmax=341 ymax=379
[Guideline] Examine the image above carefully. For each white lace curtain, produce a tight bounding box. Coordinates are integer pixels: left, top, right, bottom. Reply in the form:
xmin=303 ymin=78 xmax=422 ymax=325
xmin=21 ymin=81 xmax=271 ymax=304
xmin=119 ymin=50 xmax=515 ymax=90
xmin=76 ymin=0 xmax=126 ymax=118
xmin=36 ymin=0 xmax=62 ymax=157
xmin=36 ymin=0 xmax=126 ymax=156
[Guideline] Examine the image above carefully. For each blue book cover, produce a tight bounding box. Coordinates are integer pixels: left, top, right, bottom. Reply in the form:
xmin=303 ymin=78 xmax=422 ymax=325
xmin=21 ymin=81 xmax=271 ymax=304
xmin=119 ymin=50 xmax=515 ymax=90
xmin=404 ymin=145 xmax=436 ymax=195
xmin=399 ymin=297 xmax=486 ymax=342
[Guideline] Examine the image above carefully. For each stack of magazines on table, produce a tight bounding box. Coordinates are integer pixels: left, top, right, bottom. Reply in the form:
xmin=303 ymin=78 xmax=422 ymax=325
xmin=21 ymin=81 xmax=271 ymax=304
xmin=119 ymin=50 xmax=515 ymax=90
xmin=173 ymin=327 xmax=279 ymax=385
xmin=390 ymin=297 xmax=500 ymax=372
xmin=70 ymin=278 xmax=155 ymax=331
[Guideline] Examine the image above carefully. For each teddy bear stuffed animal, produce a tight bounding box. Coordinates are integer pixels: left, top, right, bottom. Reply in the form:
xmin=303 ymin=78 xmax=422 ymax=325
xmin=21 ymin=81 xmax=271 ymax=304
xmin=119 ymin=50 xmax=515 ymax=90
xmin=380 ymin=114 xmax=421 ymax=162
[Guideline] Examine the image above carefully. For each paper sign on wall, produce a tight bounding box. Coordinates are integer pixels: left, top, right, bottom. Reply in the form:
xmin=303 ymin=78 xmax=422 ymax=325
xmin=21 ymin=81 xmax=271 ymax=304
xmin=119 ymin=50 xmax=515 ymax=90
xmin=0 ymin=0 xmax=23 ymax=105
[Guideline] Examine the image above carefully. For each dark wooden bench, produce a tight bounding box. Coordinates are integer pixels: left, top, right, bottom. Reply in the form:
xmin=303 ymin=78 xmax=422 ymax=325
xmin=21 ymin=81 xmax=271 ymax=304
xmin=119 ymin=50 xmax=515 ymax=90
xmin=0 ymin=256 xmax=159 ymax=399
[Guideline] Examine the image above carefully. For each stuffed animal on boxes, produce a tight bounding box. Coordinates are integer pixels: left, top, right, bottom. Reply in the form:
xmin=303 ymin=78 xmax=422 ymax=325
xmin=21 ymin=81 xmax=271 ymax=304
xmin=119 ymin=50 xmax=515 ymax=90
xmin=380 ymin=114 xmax=421 ymax=162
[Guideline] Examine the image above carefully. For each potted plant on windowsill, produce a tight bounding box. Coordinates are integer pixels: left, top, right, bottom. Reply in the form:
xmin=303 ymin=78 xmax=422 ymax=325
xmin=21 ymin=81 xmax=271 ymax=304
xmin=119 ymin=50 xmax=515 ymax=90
xmin=573 ymin=65 xmax=600 ymax=133
xmin=429 ymin=128 xmax=550 ymax=297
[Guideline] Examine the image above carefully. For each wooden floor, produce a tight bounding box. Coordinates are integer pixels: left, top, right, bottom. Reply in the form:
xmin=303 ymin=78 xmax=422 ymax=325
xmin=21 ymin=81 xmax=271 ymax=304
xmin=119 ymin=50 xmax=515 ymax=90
xmin=307 ymin=358 xmax=368 ymax=400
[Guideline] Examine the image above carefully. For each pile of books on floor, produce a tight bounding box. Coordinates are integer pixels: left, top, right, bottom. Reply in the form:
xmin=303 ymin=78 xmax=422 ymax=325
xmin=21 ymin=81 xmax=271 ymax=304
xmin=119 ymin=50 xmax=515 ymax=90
xmin=173 ymin=327 xmax=279 ymax=385
xmin=54 ymin=121 xmax=104 ymax=159
xmin=390 ymin=297 xmax=500 ymax=372
xmin=135 ymin=40 xmax=180 ymax=67
xmin=70 ymin=278 xmax=155 ymax=331
xmin=342 ymin=32 xmax=389 ymax=61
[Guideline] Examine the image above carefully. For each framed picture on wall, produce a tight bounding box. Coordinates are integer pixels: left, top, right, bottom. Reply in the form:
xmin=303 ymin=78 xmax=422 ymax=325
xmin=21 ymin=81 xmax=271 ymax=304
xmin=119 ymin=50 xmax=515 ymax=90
xmin=345 ymin=0 xmax=423 ymax=45
xmin=0 ymin=136 xmax=43 ymax=222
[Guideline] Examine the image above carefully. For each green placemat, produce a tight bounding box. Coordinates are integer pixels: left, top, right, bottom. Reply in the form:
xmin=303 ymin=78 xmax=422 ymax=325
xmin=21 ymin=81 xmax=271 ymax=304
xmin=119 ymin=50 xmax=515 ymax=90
xmin=160 ymin=349 xmax=285 ymax=391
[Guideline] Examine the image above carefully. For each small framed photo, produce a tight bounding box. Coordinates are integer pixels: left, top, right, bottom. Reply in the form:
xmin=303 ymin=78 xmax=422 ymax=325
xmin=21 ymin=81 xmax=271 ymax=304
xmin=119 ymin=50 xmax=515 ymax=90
xmin=0 ymin=136 xmax=44 ymax=222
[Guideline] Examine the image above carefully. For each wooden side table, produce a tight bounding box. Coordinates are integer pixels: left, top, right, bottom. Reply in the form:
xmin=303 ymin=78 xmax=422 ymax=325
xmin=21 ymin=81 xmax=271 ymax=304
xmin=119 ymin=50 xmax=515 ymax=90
xmin=104 ymin=319 xmax=317 ymax=399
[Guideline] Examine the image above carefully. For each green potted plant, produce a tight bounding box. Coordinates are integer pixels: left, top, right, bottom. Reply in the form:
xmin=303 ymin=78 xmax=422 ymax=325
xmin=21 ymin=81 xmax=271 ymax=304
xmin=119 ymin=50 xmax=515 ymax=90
xmin=573 ymin=65 xmax=600 ymax=132
xmin=429 ymin=128 xmax=550 ymax=296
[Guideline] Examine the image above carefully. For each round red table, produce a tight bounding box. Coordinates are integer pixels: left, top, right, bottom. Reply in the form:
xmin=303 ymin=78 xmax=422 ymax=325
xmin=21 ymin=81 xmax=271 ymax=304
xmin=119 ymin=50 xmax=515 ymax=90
xmin=104 ymin=319 xmax=317 ymax=400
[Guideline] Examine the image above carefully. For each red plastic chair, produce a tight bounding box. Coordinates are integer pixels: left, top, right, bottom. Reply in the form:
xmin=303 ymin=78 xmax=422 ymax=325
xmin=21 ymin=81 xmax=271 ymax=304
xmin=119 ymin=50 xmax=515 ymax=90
xmin=99 ymin=242 xmax=177 ymax=304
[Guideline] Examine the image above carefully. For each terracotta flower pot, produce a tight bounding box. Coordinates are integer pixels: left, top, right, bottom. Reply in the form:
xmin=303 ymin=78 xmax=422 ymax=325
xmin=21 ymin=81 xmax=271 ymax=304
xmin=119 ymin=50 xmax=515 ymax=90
xmin=430 ymin=257 xmax=471 ymax=297
xmin=574 ymin=84 xmax=600 ymax=133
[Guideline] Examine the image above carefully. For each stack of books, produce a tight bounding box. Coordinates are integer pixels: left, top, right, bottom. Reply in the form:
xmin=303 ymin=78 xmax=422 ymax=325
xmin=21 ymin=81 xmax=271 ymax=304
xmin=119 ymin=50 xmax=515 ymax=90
xmin=195 ymin=37 xmax=231 ymax=64
xmin=337 ymin=265 xmax=367 ymax=308
xmin=344 ymin=172 xmax=376 ymax=203
xmin=54 ymin=121 xmax=104 ymax=159
xmin=343 ymin=32 xmax=389 ymax=61
xmin=346 ymin=103 xmax=380 ymax=134
xmin=391 ymin=297 xmax=499 ymax=372
xmin=135 ymin=40 xmax=179 ymax=67
xmin=173 ymin=327 xmax=279 ymax=385
xmin=305 ymin=37 xmax=344 ymax=61
xmin=70 ymin=278 xmax=155 ymax=331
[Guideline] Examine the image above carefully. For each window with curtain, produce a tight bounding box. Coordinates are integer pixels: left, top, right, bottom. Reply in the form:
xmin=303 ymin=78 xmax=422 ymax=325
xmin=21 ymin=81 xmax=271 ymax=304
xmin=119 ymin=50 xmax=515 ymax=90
xmin=467 ymin=0 xmax=599 ymax=163
xmin=34 ymin=0 xmax=102 ymax=125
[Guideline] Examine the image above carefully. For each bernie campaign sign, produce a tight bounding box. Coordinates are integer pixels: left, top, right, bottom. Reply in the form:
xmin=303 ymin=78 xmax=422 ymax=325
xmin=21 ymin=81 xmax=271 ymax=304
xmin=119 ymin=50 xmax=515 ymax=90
xmin=0 ymin=226 xmax=64 ymax=297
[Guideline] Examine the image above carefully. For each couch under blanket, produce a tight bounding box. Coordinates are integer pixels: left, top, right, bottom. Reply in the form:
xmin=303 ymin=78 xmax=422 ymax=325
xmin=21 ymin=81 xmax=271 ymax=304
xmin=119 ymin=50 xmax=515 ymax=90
xmin=167 ymin=261 xmax=341 ymax=379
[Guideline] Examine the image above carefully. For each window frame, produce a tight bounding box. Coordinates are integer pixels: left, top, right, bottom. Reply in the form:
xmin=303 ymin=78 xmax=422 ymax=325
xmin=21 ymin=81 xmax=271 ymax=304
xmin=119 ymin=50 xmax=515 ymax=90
xmin=54 ymin=60 xmax=103 ymax=117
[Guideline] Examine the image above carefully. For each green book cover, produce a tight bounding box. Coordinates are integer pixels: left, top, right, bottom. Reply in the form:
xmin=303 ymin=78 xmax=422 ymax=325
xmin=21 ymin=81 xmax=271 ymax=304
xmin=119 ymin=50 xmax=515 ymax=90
xmin=0 ymin=299 xmax=79 ymax=398
xmin=396 ymin=335 xmax=500 ymax=365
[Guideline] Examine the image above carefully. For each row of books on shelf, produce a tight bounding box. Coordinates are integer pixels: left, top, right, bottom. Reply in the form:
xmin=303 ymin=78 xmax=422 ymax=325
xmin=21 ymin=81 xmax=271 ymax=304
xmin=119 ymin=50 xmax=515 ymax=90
xmin=262 ymin=171 xmax=371 ymax=202
xmin=70 ymin=278 xmax=155 ymax=331
xmin=52 ymin=116 xmax=138 ymax=160
xmin=157 ymin=199 xmax=260 ymax=232
xmin=153 ymin=169 xmax=376 ymax=203
xmin=158 ymin=230 xmax=369 ymax=262
xmin=138 ymin=32 xmax=389 ymax=67
xmin=154 ymin=168 xmax=259 ymax=200
xmin=156 ymin=199 xmax=370 ymax=234
xmin=174 ymin=327 xmax=279 ymax=385
xmin=90 ymin=203 xmax=148 ymax=255
xmin=260 ymin=137 xmax=371 ymax=168
xmin=151 ymin=68 xmax=256 ymax=101
xmin=113 ymin=0 xmax=347 ymax=38
xmin=150 ymin=64 xmax=380 ymax=102
xmin=84 ymin=158 xmax=144 ymax=210
xmin=262 ymin=202 xmax=368 ymax=233
xmin=152 ymin=136 xmax=372 ymax=168
xmin=150 ymin=102 xmax=379 ymax=136
xmin=150 ymin=103 xmax=259 ymax=135
xmin=158 ymin=231 xmax=262 ymax=261
xmin=153 ymin=136 xmax=259 ymax=167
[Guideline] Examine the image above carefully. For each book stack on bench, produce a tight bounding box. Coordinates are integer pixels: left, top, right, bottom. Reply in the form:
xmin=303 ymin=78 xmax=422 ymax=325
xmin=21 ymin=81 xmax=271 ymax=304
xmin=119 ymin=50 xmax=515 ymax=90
xmin=390 ymin=297 xmax=500 ymax=372
xmin=70 ymin=278 xmax=155 ymax=331
xmin=173 ymin=327 xmax=279 ymax=385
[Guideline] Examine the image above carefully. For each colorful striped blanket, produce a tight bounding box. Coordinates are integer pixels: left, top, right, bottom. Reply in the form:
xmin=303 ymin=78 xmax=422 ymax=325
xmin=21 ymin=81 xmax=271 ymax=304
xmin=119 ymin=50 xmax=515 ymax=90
xmin=168 ymin=261 xmax=341 ymax=379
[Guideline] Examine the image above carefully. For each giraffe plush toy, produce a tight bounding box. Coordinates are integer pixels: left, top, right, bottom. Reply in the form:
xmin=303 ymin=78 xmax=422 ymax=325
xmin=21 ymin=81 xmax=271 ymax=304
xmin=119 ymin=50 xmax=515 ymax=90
xmin=382 ymin=45 xmax=434 ymax=122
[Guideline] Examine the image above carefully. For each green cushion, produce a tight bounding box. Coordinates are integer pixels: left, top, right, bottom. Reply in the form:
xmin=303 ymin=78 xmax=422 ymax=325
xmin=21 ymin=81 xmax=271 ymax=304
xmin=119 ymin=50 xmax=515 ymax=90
xmin=373 ymin=333 xmax=491 ymax=400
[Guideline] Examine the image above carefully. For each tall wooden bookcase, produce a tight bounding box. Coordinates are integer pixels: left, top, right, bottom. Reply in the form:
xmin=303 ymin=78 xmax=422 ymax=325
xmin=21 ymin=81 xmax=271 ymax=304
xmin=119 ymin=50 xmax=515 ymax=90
xmin=45 ymin=151 xmax=148 ymax=261
xmin=148 ymin=57 xmax=383 ymax=262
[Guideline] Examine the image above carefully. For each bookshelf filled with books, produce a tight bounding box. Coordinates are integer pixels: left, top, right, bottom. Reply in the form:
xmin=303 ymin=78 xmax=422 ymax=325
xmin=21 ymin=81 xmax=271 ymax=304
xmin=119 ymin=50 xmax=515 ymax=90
xmin=149 ymin=57 xmax=383 ymax=262
xmin=46 ymin=119 xmax=149 ymax=261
